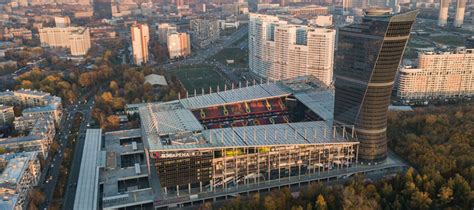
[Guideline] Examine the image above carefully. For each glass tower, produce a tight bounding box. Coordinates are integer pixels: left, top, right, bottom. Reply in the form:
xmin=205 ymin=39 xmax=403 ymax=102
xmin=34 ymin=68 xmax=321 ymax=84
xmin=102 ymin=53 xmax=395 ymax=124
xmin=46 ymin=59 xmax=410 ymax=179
xmin=334 ymin=9 xmax=418 ymax=163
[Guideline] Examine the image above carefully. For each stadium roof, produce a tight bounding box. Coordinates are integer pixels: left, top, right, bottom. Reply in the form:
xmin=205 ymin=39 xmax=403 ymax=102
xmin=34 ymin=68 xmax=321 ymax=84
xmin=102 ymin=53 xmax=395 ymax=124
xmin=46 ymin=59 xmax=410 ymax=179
xmin=139 ymin=76 xmax=354 ymax=151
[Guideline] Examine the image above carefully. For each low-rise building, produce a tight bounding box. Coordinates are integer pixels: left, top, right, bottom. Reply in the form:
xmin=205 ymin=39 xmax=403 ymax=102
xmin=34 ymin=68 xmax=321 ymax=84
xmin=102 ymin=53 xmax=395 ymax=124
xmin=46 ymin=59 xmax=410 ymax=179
xmin=3 ymin=116 xmax=55 ymax=156
xmin=396 ymin=49 xmax=474 ymax=102
xmin=0 ymin=105 xmax=14 ymax=126
xmin=0 ymin=152 xmax=40 ymax=210
xmin=0 ymin=89 xmax=62 ymax=123
xmin=1 ymin=28 xmax=33 ymax=40
xmin=288 ymin=5 xmax=329 ymax=16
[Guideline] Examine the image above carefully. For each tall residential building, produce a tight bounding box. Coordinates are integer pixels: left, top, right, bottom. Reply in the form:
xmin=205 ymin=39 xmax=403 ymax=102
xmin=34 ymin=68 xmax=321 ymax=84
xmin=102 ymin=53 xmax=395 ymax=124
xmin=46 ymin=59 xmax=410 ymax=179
xmin=333 ymin=9 xmax=418 ymax=163
xmin=249 ymin=14 xmax=336 ymax=85
xmin=167 ymin=32 xmax=191 ymax=59
xmin=131 ymin=23 xmax=150 ymax=65
xmin=39 ymin=27 xmax=91 ymax=56
xmin=157 ymin=23 xmax=177 ymax=44
xmin=438 ymin=0 xmax=449 ymax=26
xmin=54 ymin=16 xmax=71 ymax=28
xmin=190 ymin=19 xmax=220 ymax=48
xmin=396 ymin=49 xmax=474 ymax=101
xmin=0 ymin=152 xmax=40 ymax=210
xmin=454 ymin=0 xmax=466 ymax=27
xmin=94 ymin=0 xmax=113 ymax=19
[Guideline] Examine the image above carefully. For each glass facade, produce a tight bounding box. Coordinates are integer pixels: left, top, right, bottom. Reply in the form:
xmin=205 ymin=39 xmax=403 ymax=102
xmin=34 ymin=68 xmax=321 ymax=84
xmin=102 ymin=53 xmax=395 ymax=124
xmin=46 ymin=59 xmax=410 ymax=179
xmin=334 ymin=10 xmax=418 ymax=163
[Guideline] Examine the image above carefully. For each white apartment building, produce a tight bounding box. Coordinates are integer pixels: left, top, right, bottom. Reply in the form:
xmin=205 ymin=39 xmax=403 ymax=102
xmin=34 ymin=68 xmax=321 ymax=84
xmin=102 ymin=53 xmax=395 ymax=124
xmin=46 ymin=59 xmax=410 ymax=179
xmin=0 ymin=105 xmax=14 ymax=126
xmin=397 ymin=49 xmax=474 ymax=101
xmin=190 ymin=19 xmax=220 ymax=48
xmin=39 ymin=27 xmax=91 ymax=56
xmin=249 ymin=14 xmax=336 ymax=85
xmin=131 ymin=23 xmax=150 ymax=66
xmin=54 ymin=16 xmax=71 ymax=28
xmin=0 ymin=89 xmax=62 ymax=123
xmin=157 ymin=23 xmax=177 ymax=44
xmin=0 ymin=152 xmax=40 ymax=210
xmin=167 ymin=32 xmax=191 ymax=59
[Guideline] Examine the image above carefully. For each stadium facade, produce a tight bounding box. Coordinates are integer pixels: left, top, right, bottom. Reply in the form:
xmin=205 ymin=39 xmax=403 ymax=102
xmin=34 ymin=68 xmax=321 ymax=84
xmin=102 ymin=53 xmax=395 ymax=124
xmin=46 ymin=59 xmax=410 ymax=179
xmin=139 ymin=76 xmax=358 ymax=195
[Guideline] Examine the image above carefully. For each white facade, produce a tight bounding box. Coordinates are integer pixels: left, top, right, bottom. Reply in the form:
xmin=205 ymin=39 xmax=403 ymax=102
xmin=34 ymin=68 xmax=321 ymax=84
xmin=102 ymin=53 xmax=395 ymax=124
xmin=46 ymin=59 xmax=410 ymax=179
xmin=167 ymin=33 xmax=191 ymax=59
xmin=249 ymin=14 xmax=336 ymax=85
xmin=454 ymin=0 xmax=466 ymax=27
xmin=131 ymin=24 xmax=150 ymax=65
xmin=190 ymin=19 xmax=220 ymax=48
xmin=0 ymin=152 xmax=40 ymax=210
xmin=54 ymin=16 xmax=71 ymax=28
xmin=39 ymin=27 xmax=91 ymax=56
xmin=157 ymin=23 xmax=177 ymax=44
xmin=0 ymin=105 xmax=14 ymax=126
xmin=397 ymin=49 xmax=474 ymax=101
xmin=310 ymin=15 xmax=333 ymax=27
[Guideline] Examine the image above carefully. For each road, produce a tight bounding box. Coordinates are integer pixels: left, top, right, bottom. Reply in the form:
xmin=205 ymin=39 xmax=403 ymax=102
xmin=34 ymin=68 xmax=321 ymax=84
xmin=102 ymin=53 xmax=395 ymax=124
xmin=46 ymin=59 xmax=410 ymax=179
xmin=38 ymin=100 xmax=94 ymax=210
xmin=36 ymin=25 xmax=249 ymax=209
xmin=61 ymin=100 xmax=94 ymax=210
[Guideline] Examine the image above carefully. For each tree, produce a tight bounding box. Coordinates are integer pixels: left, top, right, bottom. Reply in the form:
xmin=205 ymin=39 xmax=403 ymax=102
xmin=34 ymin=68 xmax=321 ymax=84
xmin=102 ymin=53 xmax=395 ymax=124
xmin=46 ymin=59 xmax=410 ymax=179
xmin=109 ymin=80 xmax=119 ymax=91
xmin=409 ymin=191 xmax=432 ymax=210
xmin=437 ymin=186 xmax=453 ymax=206
xmin=264 ymin=195 xmax=277 ymax=210
xmin=28 ymin=187 xmax=45 ymax=207
xmin=315 ymin=194 xmax=327 ymax=210
xmin=50 ymin=141 xmax=60 ymax=154
xmin=100 ymin=92 xmax=114 ymax=104
xmin=20 ymin=80 xmax=33 ymax=89
xmin=106 ymin=115 xmax=120 ymax=127
xmin=199 ymin=202 xmax=212 ymax=210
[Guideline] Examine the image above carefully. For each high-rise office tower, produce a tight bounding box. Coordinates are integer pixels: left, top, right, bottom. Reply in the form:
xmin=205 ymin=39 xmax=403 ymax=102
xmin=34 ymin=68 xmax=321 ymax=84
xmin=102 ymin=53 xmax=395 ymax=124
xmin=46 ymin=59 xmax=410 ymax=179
xmin=94 ymin=0 xmax=113 ymax=19
xmin=249 ymin=14 xmax=336 ymax=85
xmin=333 ymin=9 xmax=418 ymax=163
xmin=131 ymin=24 xmax=150 ymax=65
xmin=454 ymin=0 xmax=466 ymax=27
xmin=438 ymin=0 xmax=449 ymax=26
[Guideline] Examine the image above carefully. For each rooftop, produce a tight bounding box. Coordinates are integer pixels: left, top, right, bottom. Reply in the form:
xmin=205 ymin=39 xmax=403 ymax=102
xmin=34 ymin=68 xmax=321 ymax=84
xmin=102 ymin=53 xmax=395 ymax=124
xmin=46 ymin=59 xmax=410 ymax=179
xmin=144 ymin=74 xmax=168 ymax=86
xmin=73 ymin=129 xmax=102 ymax=210
xmin=138 ymin=76 xmax=352 ymax=151
xmin=101 ymin=129 xmax=156 ymax=209
xmin=0 ymin=152 xmax=37 ymax=188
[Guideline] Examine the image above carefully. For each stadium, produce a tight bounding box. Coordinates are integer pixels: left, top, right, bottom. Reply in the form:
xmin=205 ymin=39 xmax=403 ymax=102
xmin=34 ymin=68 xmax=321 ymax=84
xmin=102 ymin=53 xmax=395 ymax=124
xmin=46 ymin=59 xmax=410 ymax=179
xmin=138 ymin=76 xmax=360 ymax=200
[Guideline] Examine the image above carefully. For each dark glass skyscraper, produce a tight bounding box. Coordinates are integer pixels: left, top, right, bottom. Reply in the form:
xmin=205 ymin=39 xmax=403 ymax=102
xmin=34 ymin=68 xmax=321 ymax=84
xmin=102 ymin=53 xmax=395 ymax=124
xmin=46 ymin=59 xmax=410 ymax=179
xmin=334 ymin=9 xmax=418 ymax=163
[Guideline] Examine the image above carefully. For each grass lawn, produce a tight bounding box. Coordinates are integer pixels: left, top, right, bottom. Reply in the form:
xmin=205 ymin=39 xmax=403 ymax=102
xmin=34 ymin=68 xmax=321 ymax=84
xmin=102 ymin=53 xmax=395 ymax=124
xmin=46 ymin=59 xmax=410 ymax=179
xmin=430 ymin=35 xmax=465 ymax=46
xmin=209 ymin=48 xmax=248 ymax=68
xmin=169 ymin=64 xmax=228 ymax=93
